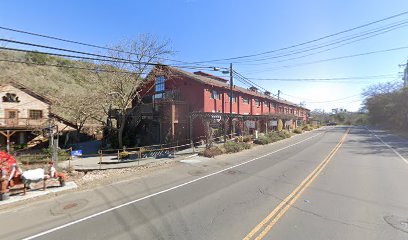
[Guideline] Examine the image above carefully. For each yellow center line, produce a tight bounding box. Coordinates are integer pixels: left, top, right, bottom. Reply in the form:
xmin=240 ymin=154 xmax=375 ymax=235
xmin=244 ymin=128 xmax=350 ymax=240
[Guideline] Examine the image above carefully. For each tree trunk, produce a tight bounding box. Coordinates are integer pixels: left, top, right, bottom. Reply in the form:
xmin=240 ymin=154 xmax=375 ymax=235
xmin=76 ymin=129 xmax=81 ymax=143
xmin=118 ymin=114 xmax=126 ymax=148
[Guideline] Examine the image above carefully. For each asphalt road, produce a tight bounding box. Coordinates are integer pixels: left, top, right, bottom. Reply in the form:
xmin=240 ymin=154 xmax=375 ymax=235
xmin=1 ymin=126 xmax=408 ymax=240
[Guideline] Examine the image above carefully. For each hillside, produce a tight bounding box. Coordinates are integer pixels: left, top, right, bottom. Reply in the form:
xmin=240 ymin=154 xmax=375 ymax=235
xmin=0 ymin=50 xmax=104 ymax=123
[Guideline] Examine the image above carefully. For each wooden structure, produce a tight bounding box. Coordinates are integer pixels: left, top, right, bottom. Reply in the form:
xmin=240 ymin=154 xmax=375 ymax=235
xmin=0 ymin=82 xmax=75 ymax=152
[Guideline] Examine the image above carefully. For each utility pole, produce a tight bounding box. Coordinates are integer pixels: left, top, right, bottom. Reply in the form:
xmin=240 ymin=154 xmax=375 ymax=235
xmin=278 ymin=90 xmax=281 ymax=100
xmin=404 ymin=59 xmax=408 ymax=88
xmin=229 ymin=63 xmax=233 ymax=138
xmin=48 ymin=118 xmax=58 ymax=168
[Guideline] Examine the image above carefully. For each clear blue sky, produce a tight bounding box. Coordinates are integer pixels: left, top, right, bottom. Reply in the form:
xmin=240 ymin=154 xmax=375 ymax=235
xmin=1 ymin=0 xmax=408 ymax=112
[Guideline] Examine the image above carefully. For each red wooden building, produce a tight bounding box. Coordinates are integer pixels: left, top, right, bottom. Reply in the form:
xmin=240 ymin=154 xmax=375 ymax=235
xmin=131 ymin=66 xmax=309 ymax=145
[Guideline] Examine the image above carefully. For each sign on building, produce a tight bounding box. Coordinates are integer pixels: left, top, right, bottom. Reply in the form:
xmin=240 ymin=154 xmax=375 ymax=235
xmin=245 ymin=120 xmax=256 ymax=129
xmin=270 ymin=120 xmax=278 ymax=127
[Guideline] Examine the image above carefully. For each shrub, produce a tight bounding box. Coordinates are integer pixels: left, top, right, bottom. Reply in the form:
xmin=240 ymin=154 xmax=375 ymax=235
xmin=240 ymin=142 xmax=252 ymax=149
xmin=267 ymin=132 xmax=284 ymax=142
xmin=235 ymin=136 xmax=244 ymax=143
xmin=242 ymin=135 xmax=252 ymax=143
xmin=279 ymin=130 xmax=292 ymax=139
xmin=25 ymin=51 xmax=49 ymax=64
xmin=224 ymin=141 xmax=243 ymax=153
xmin=293 ymin=128 xmax=302 ymax=134
xmin=254 ymin=136 xmax=271 ymax=145
xmin=302 ymin=124 xmax=313 ymax=131
xmin=201 ymin=146 xmax=223 ymax=158
xmin=277 ymin=119 xmax=283 ymax=132
xmin=119 ymin=151 xmax=130 ymax=159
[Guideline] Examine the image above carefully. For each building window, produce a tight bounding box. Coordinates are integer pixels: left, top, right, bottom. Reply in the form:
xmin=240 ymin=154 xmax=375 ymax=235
xmin=264 ymin=101 xmax=269 ymax=108
xmin=29 ymin=110 xmax=43 ymax=119
xmin=154 ymin=76 xmax=165 ymax=99
xmin=155 ymin=76 xmax=165 ymax=93
xmin=2 ymin=93 xmax=20 ymax=103
xmin=211 ymin=90 xmax=220 ymax=100
xmin=255 ymin=99 xmax=260 ymax=107
xmin=242 ymin=96 xmax=249 ymax=104
xmin=227 ymin=93 xmax=237 ymax=102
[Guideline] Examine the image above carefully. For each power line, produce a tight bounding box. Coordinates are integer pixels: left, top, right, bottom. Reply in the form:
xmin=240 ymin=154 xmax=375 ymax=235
xmin=244 ymin=45 xmax=408 ymax=74
xmin=187 ymin=10 xmax=408 ymax=63
xmin=231 ymin=19 xmax=408 ymax=65
xmin=245 ymin=74 xmax=397 ymax=82
xmin=281 ymin=92 xmax=362 ymax=103
xmin=0 ymin=39 xmax=221 ymax=70
xmin=0 ymin=26 xmax=194 ymax=65
xmin=0 ymin=46 xmax=219 ymax=71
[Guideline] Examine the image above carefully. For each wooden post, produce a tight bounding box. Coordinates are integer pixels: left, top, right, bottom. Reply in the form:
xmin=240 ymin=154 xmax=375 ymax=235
xmin=99 ymin=150 xmax=102 ymax=170
xmin=68 ymin=147 xmax=72 ymax=170
xmin=0 ymin=130 xmax=17 ymax=153
xmin=138 ymin=150 xmax=141 ymax=166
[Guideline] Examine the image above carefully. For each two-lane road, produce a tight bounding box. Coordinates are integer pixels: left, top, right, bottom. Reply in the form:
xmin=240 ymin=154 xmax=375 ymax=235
xmin=1 ymin=126 xmax=408 ymax=239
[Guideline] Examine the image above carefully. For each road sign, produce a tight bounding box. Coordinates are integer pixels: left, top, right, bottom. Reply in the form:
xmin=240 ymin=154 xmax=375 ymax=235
xmin=71 ymin=150 xmax=83 ymax=157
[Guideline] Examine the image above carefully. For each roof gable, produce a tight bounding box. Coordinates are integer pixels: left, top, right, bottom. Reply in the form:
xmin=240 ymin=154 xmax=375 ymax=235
xmin=0 ymin=82 xmax=52 ymax=104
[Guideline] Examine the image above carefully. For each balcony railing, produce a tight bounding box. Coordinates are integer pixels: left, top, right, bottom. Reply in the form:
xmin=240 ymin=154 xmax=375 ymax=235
xmin=0 ymin=118 xmax=48 ymax=128
xmin=155 ymin=89 xmax=183 ymax=102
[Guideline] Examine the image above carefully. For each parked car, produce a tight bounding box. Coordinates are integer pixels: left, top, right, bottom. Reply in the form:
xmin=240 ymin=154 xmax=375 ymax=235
xmin=327 ymin=122 xmax=337 ymax=126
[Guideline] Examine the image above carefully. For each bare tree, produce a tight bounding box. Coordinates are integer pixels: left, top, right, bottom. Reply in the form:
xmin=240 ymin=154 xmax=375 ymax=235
xmin=55 ymin=89 xmax=103 ymax=142
xmin=94 ymin=35 xmax=172 ymax=148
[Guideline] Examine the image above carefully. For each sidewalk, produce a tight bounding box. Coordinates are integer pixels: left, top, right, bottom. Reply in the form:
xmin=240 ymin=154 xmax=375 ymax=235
xmin=59 ymin=143 xmax=207 ymax=171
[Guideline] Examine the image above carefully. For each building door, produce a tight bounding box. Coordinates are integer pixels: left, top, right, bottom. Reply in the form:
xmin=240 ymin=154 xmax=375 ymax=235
xmin=5 ymin=109 xmax=18 ymax=126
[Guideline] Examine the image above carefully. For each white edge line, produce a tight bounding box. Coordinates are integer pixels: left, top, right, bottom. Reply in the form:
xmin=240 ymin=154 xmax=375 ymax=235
xmin=366 ymin=127 xmax=408 ymax=165
xmin=23 ymin=131 xmax=324 ymax=240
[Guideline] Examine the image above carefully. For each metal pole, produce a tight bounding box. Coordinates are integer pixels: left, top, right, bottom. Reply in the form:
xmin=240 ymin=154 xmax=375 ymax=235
xmin=189 ymin=115 xmax=194 ymax=153
xmin=229 ymin=63 xmax=233 ymax=138
xmin=6 ymin=130 xmax=10 ymax=153
xmin=55 ymin=125 xmax=59 ymax=169
xmin=404 ymin=59 xmax=408 ymax=88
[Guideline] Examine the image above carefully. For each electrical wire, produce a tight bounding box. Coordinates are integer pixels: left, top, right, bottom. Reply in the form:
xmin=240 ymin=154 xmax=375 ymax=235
xmin=281 ymin=92 xmax=362 ymax=103
xmin=245 ymin=74 xmax=397 ymax=82
xmin=186 ymin=10 xmax=408 ymax=63
xmin=244 ymin=45 xmax=408 ymax=74
xmin=0 ymin=39 xmax=223 ymax=71
xmin=231 ymin=20 xmax=408 ymax=65
xmin=0 ymin=26 xmax=196 ymax=65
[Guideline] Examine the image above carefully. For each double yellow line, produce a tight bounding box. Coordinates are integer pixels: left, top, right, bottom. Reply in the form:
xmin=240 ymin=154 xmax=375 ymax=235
xmin=244 ymin=128 xmax=350 ymax=240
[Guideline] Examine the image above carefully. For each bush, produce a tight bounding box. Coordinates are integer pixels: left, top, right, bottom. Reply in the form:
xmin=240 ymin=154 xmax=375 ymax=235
xmin=25 ymin=52 xmax=49 ymax=64
xmin=242 ymin=135 xmax=252 ymax=143
xmin=201 ymin=146 xmax=223 ymax=158
xmin=293 ymin=128 xmax=302 ymax=134
xmin=302 ymin=124 xmax=313 ymax=131
xmin=267 ymin=132 xmax=284 ymax=142
xmin=277 ymin=119 xmax=283 ymax=132
xmin=279 ymin=130 xmax=292 ymax=139
xmin=254 ymin=136 xmax=271 ymax=145
xmin=224 ymin=141 xmax=242 ymax=153
xmin=235 ymin=136 xmax=244 ymax=143
xmin=119 ymin=151 xmax=130 ymax=159
xmin=240 ymin=142 xmax=252 ymax=149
